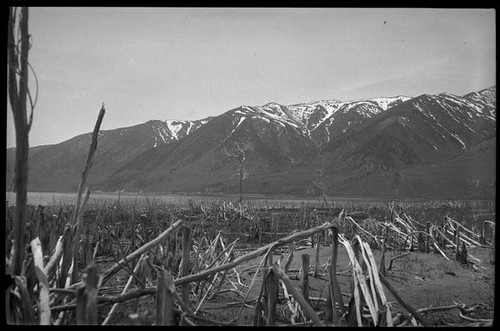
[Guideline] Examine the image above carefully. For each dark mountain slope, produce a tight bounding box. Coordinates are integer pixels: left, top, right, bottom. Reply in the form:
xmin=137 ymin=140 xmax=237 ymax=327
xmin=6 ymin=86 xmax=495 ymax=199
xmin=6 ymin=119 xmax=211 ymax=191
xmin=100 ymin=106 xmax=318 ymax=192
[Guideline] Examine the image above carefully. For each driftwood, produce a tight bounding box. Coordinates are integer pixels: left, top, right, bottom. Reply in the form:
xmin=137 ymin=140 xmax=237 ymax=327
xmin=327 ymin=227 xmax=345 ymax=323
xmin=23 ymin=200 xmax=494 ymax=326
xmin=52 ymin=222 xmax=337 ymax=319
xmin=271 ymin=265 xmax=325 ymax=326
xmin=100 ymin=219 xmax=183 ymax=286
xmin=174 ymin=222 xmax=336 ymax=286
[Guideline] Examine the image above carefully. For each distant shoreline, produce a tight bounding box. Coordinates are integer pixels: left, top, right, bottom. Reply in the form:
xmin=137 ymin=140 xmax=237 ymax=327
xmin=5 ymin=191 xmax=496 ymax=208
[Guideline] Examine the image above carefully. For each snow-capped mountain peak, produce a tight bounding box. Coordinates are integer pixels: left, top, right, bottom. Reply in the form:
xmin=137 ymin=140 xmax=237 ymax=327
xmin=149 ymin=117 xmax=213 ymax=148
xmin=368 ymin=96 xmax=412 ymax=110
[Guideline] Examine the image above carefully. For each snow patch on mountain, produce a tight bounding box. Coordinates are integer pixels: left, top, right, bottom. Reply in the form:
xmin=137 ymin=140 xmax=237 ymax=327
xmin=220 ymin=115 xmax=247 ymax=145
xmin=450 ymin=132 xmax=467 ymax=150
xmin=164 ymin=120 xmax=186 ymax=140
xmin=369 ymin=96 xmax=411 ymax=110
xmin=154 ymin=123 xmax=171 ymax=143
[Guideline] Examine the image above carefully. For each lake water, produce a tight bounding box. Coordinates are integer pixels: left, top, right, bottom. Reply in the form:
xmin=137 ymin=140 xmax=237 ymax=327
xmin=5 ymin=191 xmax=332 ymax=208
xmin=6 ymin=191 xmax=492 ymax=210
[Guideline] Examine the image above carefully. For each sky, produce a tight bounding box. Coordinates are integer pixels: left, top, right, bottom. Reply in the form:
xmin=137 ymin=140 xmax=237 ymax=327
xmin=6 ymin=7 xmax=496 ymax=148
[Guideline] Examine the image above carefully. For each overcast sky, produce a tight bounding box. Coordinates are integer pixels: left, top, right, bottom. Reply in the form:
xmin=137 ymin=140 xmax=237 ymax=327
xmin=6 ymin=7 xmax=496 ymax=148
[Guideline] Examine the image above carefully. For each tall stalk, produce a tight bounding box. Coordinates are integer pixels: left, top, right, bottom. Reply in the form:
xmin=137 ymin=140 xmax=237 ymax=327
xmin=7 ymin=6 xmax=31 ymax=276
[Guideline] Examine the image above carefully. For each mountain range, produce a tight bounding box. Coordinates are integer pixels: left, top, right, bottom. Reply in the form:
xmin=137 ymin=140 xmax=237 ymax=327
xmin=5 ymin=86 xmax=496 ymax=199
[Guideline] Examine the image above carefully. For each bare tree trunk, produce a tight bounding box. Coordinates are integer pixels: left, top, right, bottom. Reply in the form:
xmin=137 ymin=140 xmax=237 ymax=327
xmin=239 ymin=159 xmax=243 ymax=203
xmin=8 ymin=7 xmax=31 ymax=276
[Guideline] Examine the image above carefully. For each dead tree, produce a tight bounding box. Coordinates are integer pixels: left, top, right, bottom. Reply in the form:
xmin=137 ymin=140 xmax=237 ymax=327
xmin=7 ymin=7 xmax=34 ymax=276
xmin=313 ymin=152 xmax=328 ymax=207
xmin=223 ymin=142 xmax=251 ymax=203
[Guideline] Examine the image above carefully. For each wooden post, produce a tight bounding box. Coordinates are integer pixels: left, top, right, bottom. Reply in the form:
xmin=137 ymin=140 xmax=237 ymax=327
xmin=325 ymin=228 xmax=339 ymax=323
xmin=330 ymin=227 xmax=345 ymax=315
xmin=275 ymin=216 xmax=279 ymax=241
xmin=455 ymin=227 xmax=460 ymax=261
xmin=284 ymin=242 xmax=294 ymax=274
xmin=425 ymin=222 xmax=431 ymax=253
xmin=180 ymin=226 xmax=192 ymax=305
xmin=301 ymin=254 xmax=311 ymax=306
xmin=254 ymin=280 xmax=265 ymax=326
xmin=386 ymin=225 xmax=390 ymax=250
xmin=490 ymin=229 xmax=495 ymax=264
xmin=267 ymin=247 xmax=274 ymax=266
xmin=130 ymin=208 xmax=136 ymax=253
xmin=380 ymin=226 xmax=387 ymax=276
xmin=271 ymin=214 xmax=276 ymax=241
xmin=258 ymin=222 xmax=262 ymax=245
xmin=313 ymin=232 xmax=321 ymax=277
xmin=156 ymin=268 xmax=175 ymax=325
xmin=431 ymin=227 xmax=438 ymax=253
xmin=58 ymin=225 xmax=74 ymax=288
xmin=76 ymin=263 xmax=99 ymax=325
xmin=460 ymin=242 xmax=468 ymax=264
xmin=418 ymin=232 xmax=425 ymax=252
xmin=264 ymin=267 xmax=278 ymax=326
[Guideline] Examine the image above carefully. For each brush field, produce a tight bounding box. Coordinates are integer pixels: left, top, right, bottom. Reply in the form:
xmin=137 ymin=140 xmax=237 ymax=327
xmin=5 ymin=196 xmax=495 ymax=326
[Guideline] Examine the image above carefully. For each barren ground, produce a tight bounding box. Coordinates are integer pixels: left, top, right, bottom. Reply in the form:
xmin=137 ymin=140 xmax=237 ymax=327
xmin=98 ymin=243 xmax=495 ymax=326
